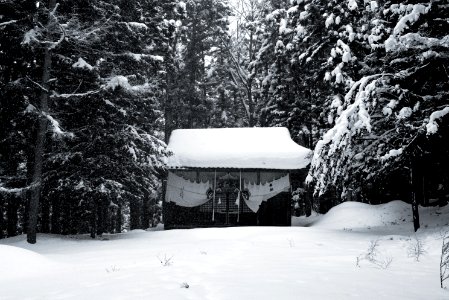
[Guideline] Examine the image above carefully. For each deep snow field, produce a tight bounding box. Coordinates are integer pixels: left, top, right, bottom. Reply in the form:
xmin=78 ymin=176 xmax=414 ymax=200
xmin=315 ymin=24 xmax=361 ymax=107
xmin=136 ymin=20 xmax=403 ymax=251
xmin=1 ymin=201 xmax=449 ymax=300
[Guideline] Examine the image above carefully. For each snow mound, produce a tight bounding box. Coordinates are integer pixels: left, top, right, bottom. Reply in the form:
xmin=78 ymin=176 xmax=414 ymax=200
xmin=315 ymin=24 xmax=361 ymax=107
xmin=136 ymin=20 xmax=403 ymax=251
xmin=0 ymin=245 xmax=57 ymax=279
xmin=314 ymin=200 xmax=413 ymax=230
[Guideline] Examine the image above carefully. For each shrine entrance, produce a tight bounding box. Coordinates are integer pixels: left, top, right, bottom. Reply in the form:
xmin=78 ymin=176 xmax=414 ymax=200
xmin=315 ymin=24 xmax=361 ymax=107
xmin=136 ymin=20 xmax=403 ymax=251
xmin=164 ymin=169 xmax=298 ymax=228
xmin=214 ymin=173 xmax=240 ymax=226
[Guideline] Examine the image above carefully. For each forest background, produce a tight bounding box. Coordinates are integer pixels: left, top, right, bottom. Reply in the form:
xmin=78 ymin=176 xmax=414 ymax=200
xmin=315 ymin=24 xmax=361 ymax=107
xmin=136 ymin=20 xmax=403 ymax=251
xmin=0 ymin=0 xmax=448 ymax=242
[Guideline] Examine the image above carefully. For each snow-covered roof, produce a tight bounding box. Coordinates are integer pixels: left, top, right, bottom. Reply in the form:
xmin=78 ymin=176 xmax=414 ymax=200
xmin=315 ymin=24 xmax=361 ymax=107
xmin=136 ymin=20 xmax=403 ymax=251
xmin=166 ymin=127 xmax=312 ymax=170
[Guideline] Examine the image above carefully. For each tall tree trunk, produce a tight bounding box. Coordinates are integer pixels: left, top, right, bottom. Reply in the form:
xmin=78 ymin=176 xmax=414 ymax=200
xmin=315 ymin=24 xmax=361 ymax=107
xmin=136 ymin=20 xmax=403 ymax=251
xmin=41 ymin=196 xmax=50 ymax=233
xmin=247 ymin=85 xmax=254 ymax=126
xmin=50 ymin=194 xmax=61 ymax=234
xmin=142 ymin=196 xmax=150 ymax=229
xmin=115 ymin=204 xmax=122 ymax=233
xmin=90 ymin=197 xmax=97 ymax=238
xmin=0 ymin=196 xmax=4 ymax=239
xmin=130 ymin=198 xmax=141 ymax=230
xmin=27 ymin=0 xmax=56 ymax=244
xmin=164 ymin=64 xmax=173 ymax=143
xmin=247 ymin=30 xmax=254 ymax=127
xmin=96 ymin=199 xmax=106 ymax=236
xmin=7 ymin=196 xmax=18 ymax=237
xmin=27 ymin=46 xmax=52 ymax=244
xmin=410 ymin=161 xmax=420 ymax=232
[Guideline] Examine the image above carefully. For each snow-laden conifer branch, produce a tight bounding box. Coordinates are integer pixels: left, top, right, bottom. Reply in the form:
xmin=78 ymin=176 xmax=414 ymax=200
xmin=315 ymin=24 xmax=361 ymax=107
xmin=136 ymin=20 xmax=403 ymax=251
xmin=0 ymin=20 xmax=18 ymax=27
xmin=26 ymin=76 xmax=49 ymax=92
xmin=43 ymin=112 xmax=74 ymax=139
xmin=50 ymin=90 xmax=100 ymax=99
xmin=307 ymin=74 xmax=393 ymax=196
xmin=0 ymin=182 xmax=39 ymax=195
xmin=426 ymin=106 xmax=449 ymax=135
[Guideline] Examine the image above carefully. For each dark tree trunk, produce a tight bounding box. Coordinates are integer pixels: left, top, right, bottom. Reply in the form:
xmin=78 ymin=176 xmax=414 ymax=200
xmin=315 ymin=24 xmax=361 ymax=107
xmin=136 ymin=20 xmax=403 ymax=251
xmin=96 ymin=199 xmax=107 ymax=236
xmin=164 ymin=71 xmax=173 ymax=144
xmin=90 ymin=199 xmax=97 ymax=239
xmin=0 ymin=197 xmax=4 ymax=239
xmin=7 ymin=196 xmax=18 ymax=237
xmin=410 ymin=161 xmax=421 ymax=232
xmin=115 ymin=204 xmax=122 ymax=233
xmin=50 ymin=195 xmax=61 ymax=234
xmin=27 ymin=0 xmax=56 ymax=243
xmin=41 ymin=196 xmax=50 ymax=233
xmin=130 ymin=198 xmax=141 ymax=230
xmin=305 ymin=187 xmax=312 ymax=217
xmin=142 ymin=197 xmax=150 ymax=229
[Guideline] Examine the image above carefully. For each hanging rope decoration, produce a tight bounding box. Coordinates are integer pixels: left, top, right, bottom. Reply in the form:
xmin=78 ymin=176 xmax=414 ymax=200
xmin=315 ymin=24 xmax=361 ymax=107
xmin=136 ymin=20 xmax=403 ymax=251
xmin=165 ymin=172 xmax=211 ymax=207
xmin=166 ymin=171 xmax=289 ymax=213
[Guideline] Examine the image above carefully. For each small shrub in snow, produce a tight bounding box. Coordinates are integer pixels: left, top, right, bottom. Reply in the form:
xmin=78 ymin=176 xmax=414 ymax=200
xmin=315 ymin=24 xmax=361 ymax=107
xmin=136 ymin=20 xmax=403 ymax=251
xmin=158 ymin=254 xmax=174 ymax=266
xmin=407 ymin=235 xmax=426 ymax=262
xmin=440 ymin=232 xmax=449 ymax=288
xmin=356 ymin=239 xmax=392 ymax=269
xmin=105 ymin=265 xmax=120 ymax=273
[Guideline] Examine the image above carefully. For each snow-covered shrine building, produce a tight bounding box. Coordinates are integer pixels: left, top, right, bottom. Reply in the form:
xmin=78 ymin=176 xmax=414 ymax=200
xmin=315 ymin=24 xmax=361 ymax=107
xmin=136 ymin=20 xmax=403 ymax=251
xmin=163 ymin=127 xmax=312 ymax=229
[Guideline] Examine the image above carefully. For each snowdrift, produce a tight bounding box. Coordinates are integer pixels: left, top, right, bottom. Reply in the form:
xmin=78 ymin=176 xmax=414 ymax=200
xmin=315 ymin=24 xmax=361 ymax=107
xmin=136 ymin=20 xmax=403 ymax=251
xmin=0 ymin=245 xmax=56 ymax=278
xmin=311 ymin=200 xmax=449 ymax=232
xmin=314 ymin=200 xmax=411 ymax=229
xmin=1 ymin=200 xmax=449 ymax=299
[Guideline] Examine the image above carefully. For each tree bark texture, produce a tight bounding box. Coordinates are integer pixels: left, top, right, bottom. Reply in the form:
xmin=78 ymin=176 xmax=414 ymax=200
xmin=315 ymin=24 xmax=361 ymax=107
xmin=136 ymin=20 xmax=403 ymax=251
xmin=27 ymin=0 xmax=56 ymax=244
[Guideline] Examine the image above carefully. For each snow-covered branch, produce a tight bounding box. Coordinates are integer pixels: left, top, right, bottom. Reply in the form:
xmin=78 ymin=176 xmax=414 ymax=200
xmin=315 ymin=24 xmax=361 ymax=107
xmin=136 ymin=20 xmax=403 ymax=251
xmin=426 ymin=106 xmax=449 ymax=135
xmin=50 ymin=90 xmax=100 ymax=99
xmin=0 ymin=20 xmax=18 ymax=27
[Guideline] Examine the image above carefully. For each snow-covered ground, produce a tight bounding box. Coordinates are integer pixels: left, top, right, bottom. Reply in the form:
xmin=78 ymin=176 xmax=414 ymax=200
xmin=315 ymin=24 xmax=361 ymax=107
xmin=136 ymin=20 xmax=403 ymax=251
xmin=1 ymin=200 xmax=449 ymax=299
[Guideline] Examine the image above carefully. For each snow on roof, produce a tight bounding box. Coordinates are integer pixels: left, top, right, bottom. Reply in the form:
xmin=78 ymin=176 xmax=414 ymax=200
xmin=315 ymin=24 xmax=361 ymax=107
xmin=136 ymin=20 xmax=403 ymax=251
xmin=166 ymin=127 xmax=312 ymax=169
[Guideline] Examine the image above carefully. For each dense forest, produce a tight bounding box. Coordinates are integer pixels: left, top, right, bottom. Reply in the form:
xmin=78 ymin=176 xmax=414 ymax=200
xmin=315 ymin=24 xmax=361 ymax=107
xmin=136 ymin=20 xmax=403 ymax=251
xmin=1 ymin=0 xmax=448 ymax=242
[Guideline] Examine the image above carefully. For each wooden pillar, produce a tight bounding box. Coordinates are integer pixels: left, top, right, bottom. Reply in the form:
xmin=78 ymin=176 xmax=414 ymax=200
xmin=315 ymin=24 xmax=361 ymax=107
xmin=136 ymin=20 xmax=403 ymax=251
xmin=161 ymin=176 xmax=168 ymax=227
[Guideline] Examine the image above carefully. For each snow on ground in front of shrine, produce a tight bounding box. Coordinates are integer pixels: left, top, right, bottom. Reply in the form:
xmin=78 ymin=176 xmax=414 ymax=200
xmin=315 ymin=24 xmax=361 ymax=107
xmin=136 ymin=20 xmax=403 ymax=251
xmin=1 ymin=200 xmax=449 ymax=300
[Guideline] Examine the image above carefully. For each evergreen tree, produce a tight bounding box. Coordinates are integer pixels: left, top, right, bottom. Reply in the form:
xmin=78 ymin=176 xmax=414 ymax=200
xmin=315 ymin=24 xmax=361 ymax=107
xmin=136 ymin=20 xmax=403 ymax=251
xmin=1 ymin=0 xmax=180 ymax=240
xmin=166 ymin=0 xmax=232 ymax=133
xmin=307 ymin=0 xmax=449 ymax=218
